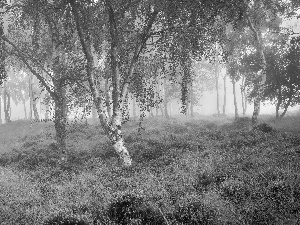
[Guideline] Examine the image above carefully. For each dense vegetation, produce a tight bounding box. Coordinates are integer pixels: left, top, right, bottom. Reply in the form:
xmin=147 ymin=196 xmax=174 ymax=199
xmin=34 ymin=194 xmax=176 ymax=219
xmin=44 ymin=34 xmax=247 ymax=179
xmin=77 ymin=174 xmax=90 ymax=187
xmin=0 ymin=115 xmax=300 ymax=224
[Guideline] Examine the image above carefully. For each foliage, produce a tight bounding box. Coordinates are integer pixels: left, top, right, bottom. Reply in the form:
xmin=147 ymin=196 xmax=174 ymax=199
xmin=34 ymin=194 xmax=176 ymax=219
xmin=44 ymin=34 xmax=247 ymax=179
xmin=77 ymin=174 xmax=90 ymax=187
xmin=0 ymin=116 xmax=300 ymax=224
xmin=241 ymin=33 xmax=300 ymax=116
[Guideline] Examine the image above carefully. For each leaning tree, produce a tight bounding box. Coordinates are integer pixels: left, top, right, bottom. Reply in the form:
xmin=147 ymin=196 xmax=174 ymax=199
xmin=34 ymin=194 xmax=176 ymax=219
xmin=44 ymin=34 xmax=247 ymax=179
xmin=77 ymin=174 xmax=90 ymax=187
xmin=1 ymin=0 xmax=250 ymax=166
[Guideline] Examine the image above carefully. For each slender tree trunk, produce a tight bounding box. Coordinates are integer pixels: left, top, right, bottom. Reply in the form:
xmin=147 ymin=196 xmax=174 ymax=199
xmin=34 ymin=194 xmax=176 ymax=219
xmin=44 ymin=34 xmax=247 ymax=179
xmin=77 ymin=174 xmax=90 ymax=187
xmin=215 ymin=44 xmax=220 ymax=116
xmin=52 ymin=62 xmax=68 ymax=161
xmin=29 ymin=74 xmax=33 ymax=120
xmin=223 ymin=74 xmax=227 ymax=115
xmin=155 ymin=81 xmax=159 ymax=116
xmin=280 ymin=103 xmax=290 ymax=118
xmin=105 ymin=75 xmax=112 ymax=118
xmin=3 ymin=82 xmax=10 ymax=123
xmin=246 ymin=13 xmax=267 ymax=127
xmin=49 ymin=24 xmax=69 ymax=161
xmin=122 ymin=92 xmax=130 ymax=122
xmin=160 ymin=103 xmax=164 ymax=116
xmin=6 ymin=92 xmax=11 ymax=123
xmin=91 ymin=106 xmax=97 ymax=119
xmin=32 ymin=91 xmax=39 ymax=120
xmin=241 ymin=74 xmax=246 ymax=115
xmin=275 ymin=86 xmax=282 ymax=119
xmin=44 ymin=93 xmax=50 ymax=120
xmin=0 ymin=93 xmax=2 ymax=124
xmin=232 ymin=78 xmax=239 ymax=120
xmin=216 ymin=74 xmax=220 ymax=116
xmin=22 ymin=97 xmax=27 ymax=119
xmin=190 ymin=82 xmax=194 ymax=118
xmin=71 ymin=0 xmax=152 ymax=166
xmin=132 ymin=95 xmax=137 ymax=120
xmin=149 ymin=107 xmax=154 ymax=117
xmin=163 ymin=77 xmax=169 ymax=119
xmin=280 ymin=89 xmax=292 ymax=118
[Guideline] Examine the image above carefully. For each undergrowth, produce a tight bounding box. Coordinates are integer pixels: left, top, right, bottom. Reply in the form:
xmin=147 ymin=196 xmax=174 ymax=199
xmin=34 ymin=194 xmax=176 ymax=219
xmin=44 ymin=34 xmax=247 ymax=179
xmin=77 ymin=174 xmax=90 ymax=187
xmin=0 ymin=116 xmax=300 ymax=224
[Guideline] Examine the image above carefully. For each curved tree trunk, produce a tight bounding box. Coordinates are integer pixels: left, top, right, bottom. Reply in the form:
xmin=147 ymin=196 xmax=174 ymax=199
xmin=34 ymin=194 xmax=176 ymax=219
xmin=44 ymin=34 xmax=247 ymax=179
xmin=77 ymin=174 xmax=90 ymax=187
xmin=70 ymin=0 xmax=141 ymax=166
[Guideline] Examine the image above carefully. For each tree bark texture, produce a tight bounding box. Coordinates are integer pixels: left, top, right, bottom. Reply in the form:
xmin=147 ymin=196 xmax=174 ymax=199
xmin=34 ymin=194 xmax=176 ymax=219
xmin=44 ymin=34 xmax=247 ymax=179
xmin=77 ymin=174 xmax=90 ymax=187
xmin=70 ymin=0 xmax=135 ymax=166
xmin=246 ymin=13 xmax=267 ymax=128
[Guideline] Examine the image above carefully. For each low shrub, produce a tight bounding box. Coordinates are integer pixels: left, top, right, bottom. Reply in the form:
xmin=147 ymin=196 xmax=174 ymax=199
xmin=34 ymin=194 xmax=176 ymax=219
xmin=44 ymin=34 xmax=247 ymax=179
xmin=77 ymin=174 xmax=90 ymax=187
xmin=106 ymin=194 xmax=167 ymax=225
xmin=173 ymin=201 xmax=217 ymax=224
xmin=43 ymin=214 xmax=89 ymax=225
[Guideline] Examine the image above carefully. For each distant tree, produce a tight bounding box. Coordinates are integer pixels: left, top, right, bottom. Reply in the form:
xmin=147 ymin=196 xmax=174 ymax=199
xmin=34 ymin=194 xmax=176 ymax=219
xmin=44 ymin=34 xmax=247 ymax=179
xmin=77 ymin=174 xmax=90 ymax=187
xmin=0 ymin=0 xmax=88 ymax=161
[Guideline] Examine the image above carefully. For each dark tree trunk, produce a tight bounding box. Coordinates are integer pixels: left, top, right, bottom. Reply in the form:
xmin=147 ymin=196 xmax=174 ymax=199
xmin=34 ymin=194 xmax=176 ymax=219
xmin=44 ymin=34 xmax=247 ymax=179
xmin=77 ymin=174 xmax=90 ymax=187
xmin=275 ymin=86 xmax=282 ymax=119
xmin=280 ymin=89 xmax=292 ymax=118
xmin=52 ymin=43 xmax=68 ymax=161
xmin=280 ymin=101 xmax=290 ymax=118
xmin=54 ymin=95 xmax=67 ymax=160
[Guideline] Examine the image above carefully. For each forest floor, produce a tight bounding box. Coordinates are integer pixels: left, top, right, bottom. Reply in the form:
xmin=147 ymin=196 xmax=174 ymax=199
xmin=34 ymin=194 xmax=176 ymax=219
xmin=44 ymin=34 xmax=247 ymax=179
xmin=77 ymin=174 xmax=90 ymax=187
xmin=0 ymin=114 xmax=300 ymax=224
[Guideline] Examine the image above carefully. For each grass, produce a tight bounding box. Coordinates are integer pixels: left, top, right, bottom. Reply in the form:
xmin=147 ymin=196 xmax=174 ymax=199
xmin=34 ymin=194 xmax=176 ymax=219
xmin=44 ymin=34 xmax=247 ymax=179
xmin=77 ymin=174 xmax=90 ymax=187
xmin=0 ymin=114 xmax=300 ymax=224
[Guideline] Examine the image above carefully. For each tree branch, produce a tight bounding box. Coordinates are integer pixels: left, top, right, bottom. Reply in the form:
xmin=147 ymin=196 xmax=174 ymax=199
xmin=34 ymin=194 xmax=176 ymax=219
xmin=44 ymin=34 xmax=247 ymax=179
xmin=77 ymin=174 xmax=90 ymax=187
xmin=1 ymin=35 xmax=57 ymax=100
xmin=120 ymin=10 xmax=158 ymax=104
